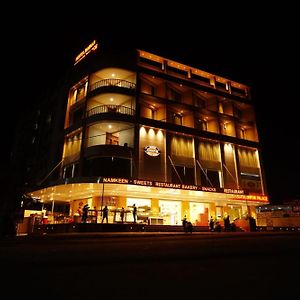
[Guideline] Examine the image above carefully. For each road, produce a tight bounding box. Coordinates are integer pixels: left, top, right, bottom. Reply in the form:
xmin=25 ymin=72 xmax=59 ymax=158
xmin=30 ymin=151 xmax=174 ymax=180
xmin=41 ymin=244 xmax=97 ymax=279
xmin=1 ymin=232 xmax=299 ymax=299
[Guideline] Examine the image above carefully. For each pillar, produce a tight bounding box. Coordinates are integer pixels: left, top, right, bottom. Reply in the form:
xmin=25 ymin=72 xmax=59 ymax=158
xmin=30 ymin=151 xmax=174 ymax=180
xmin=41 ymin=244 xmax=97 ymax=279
xmin=151 ymin=198 xmax=159 ymax=216
xmin=209 ymin=203 xmax=216 ymax=219
xmin=181 ymin=201 xmax=190 ymax=221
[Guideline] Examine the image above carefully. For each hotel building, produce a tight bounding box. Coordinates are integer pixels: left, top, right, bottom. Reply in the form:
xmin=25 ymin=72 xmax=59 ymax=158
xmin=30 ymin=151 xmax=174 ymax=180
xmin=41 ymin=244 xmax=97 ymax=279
xmin=28 ymin=40 xmax=268 ymax=226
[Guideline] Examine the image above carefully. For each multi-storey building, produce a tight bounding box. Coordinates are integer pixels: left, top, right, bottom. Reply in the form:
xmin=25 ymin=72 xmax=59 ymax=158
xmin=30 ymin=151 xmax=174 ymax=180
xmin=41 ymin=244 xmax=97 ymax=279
xmin=28 ymin=40 xmax=268 ymax=226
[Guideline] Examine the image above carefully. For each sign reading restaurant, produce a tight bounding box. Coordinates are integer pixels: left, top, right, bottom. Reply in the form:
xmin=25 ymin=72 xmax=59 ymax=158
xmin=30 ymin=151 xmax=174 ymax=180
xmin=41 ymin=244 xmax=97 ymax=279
xmin=101 ymin=177 xmax=268 ymax=202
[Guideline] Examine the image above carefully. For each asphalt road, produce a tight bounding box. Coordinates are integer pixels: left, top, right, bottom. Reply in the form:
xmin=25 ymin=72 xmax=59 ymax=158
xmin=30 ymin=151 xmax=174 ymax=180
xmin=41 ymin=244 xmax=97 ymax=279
xmin=1 ymin=232 xmax=299 ymax=299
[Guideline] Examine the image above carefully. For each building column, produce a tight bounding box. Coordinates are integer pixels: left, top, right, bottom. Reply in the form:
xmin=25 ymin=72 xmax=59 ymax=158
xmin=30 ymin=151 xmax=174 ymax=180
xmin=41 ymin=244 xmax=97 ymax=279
xmin=209 ymin=203 xmax=216 ymax=219
xmin=151 ymin=198 xmax=159 ymax=216
xmin=181 ymin=201 xmax=190 ymax=221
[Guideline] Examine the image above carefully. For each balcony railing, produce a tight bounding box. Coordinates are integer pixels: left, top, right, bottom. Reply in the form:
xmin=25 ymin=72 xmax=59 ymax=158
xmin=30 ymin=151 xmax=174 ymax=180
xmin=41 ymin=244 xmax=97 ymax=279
xmin=86 ymin=105 xmax=135 ymax=118
xmin=89 ymin=79 xmax=136 ymax=92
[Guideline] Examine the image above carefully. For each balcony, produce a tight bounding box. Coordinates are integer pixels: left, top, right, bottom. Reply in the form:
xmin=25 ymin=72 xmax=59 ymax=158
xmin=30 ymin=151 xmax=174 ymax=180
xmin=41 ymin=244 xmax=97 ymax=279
xmin=86 ymin=105 xmax=135 ymax=118
xmin=89 ymin=79 xmax=136 ymax=96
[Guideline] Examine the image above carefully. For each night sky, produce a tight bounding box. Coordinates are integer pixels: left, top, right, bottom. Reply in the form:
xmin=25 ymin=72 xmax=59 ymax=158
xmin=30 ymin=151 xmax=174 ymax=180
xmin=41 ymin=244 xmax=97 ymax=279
xmin=8 ymin=10 xmax=299 ymax=204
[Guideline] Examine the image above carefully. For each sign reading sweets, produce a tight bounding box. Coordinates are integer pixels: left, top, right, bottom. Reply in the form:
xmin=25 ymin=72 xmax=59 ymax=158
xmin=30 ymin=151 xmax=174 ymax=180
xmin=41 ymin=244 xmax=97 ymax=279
xmin=74 ymin=40 xmax=98 ymax=65
xmin=144 ymin=145 xmax=161 ymax=157
xmin=101 ymin=177 xmax=265 ymax=198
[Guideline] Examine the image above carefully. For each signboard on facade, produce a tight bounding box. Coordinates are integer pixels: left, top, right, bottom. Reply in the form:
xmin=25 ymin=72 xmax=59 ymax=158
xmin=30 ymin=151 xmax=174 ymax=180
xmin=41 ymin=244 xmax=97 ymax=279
xmin=101 ymin=177 xmax=268 ymax=202
xmin=144 ymin=145 xmax=161 ymax=157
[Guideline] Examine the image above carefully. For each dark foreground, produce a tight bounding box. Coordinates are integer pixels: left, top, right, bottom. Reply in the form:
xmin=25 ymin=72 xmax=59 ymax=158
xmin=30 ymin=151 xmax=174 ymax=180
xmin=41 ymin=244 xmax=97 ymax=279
xmin=1 ymin=232 xmax=299 ymax=299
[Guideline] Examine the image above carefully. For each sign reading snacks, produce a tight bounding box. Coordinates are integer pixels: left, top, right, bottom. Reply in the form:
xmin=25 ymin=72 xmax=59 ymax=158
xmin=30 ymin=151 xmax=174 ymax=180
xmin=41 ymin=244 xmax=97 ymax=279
xmin=144 ymin=145 xmax=160 ymax=157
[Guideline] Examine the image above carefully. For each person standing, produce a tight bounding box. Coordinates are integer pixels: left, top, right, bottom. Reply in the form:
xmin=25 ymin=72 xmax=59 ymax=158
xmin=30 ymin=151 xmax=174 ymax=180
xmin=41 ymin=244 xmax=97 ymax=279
xmin=101 ymin=205 xmax=109 ymax=223
xmin=209 ymin=216 xmax=215 ymax=231
xmin=132 ymin=204 xmax=137 ymax=223
xmin=120 ymin=207 xmax=125 ymax=223
xmin=81 ymin=204 xmax=89 ymax=223
xmin=182 ymin=215 xmax=187 ymax=231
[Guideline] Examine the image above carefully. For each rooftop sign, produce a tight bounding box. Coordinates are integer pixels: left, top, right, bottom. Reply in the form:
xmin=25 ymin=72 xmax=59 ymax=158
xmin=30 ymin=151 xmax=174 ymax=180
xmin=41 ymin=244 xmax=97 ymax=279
xmin=74 ymin=40 xmax=98 ymax=66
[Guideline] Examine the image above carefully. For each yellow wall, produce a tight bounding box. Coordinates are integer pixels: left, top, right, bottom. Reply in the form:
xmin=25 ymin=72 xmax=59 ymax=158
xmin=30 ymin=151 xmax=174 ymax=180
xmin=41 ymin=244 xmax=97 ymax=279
xmin=181 ymin=201 xmax=190 ymax=221
xmin=207 ymin=119 xmax=219 ymax=133
xmin=183 ymin=114 xmax=194 ymax=128
xmin=151 ymin=199 xmax=159 ymax=216
xmin=209 ymin=203 xmax=216 ymax=219
xmin=117 ymin=196 xmax=127 ymax=208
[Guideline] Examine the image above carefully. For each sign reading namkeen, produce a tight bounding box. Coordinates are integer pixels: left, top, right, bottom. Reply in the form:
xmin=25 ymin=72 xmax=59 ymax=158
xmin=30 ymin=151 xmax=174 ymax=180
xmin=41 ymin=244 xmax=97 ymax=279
xmin=74 ymin=40 xmax=98 ymax=65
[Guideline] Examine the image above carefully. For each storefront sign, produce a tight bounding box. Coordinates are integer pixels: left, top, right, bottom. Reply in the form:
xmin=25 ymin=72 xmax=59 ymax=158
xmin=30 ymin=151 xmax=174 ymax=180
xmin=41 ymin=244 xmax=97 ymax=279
xmin=100 ymin=177 xmax=267 ymax=199
xmin=144 ymin=145 xmax=161 ymax=157
xmin=230 ymin=194 xmax=269 ymax=202
xmin=100 ymin=177 xmax=268 ymax=202
xmin=74 ymin=40 xmax=98 ymax=65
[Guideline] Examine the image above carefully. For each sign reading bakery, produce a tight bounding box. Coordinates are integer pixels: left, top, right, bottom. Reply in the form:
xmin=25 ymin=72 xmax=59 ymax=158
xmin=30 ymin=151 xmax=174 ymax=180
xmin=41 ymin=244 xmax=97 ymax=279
xmin=144 ymin=145 xmax=160 ymax=157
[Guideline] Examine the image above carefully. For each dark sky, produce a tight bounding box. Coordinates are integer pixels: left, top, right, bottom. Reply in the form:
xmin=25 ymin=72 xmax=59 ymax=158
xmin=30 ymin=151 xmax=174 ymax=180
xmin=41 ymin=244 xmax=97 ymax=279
xmin=9 ymin=9 xmax=299 ymax=204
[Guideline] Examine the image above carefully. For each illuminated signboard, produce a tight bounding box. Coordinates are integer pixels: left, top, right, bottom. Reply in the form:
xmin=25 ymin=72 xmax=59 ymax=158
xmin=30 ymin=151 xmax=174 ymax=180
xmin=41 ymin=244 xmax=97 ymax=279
xmin=101 ymin=177 xmax=268 ymax=202
xmin=144 ymin=145 xmax=161 ymax=157
xmin=74 ymin=40 xmax=98 ymax=65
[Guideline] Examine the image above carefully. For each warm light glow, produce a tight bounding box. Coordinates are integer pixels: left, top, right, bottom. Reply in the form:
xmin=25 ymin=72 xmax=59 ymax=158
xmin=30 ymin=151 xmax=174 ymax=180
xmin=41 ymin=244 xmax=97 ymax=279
xmin=224 ymin=143 xmax=232 ymax=152
xmin=157 ymin=130 xmax=164 ymax=140
xmin=74 ymin=40 xmax=98 ymax=65
xmin=149 ymin=128 xmax=155 ymax=139
xmin=140 ymin=126 xmax=146 ymax=137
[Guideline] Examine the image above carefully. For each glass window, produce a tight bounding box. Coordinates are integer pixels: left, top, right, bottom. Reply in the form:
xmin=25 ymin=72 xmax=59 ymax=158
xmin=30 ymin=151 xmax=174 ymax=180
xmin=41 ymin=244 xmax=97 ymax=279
xmin=171 ymin=165 xmax=195 ymax=185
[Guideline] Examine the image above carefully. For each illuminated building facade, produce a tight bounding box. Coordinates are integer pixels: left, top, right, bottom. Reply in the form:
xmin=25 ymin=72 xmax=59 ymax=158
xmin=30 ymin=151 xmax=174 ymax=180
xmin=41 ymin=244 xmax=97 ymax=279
xmin=29 ymin=40 xmax=268 ymax=226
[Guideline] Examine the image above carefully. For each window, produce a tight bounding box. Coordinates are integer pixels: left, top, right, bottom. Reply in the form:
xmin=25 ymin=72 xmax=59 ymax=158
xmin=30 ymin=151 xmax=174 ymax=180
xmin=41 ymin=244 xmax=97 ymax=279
xmin=171 ymin=166 xmax=195 ymax=185
xmin=173 ymin=113 xmax=182 ymax=125
xmin=141 ymin=81 xmax=155 ymax=95
xmin=106 ymin=133 xmax=119 ymax=145
xmin=169 ymin=89 xmax=182 ymax=102
xmin=63 ymin=163 xmax=79 ymax=179
xmin=240 ymin=128 xmax=245 ymax=139
xmin=76 ymin=84 xmax=86 ymax=102
xmin=200 ymin=169 xmax=220 ymax=188
xmin=72 ymin=108 xmax=83 ymax=124
xmin=84 ymin=157 xmax=131 ymax=178
xmin=240 ymin=173 xmax=261 ymax=192
xmin=196 ymin=119 xmax=207 ymax=131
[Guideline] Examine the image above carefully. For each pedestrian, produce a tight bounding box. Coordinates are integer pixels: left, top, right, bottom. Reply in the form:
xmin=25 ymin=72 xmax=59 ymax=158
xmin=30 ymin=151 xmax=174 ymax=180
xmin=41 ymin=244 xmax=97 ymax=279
xmin=101 ymin=205 xmax=109 ymax=223
xmin=120 ymin=207 xmax=125 ymax=223
xmin=224 ymin=215 xmax=230 ymax=231
xmin=186 ymin=221 xmax=193 ymax=233
xmin=182 ymin=215 xmax=187 ymax=231
xmin=81 ymin=204 xmax=89 ymax=223
xmin=209 ymin=216 xmax=215 ymax=231
xmin=132 ymin=204 xmax=137 ymax=223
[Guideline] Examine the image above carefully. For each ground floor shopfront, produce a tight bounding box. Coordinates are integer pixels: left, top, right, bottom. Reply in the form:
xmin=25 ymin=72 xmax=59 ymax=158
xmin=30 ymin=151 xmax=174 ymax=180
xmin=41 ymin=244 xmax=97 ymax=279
xmin=23 ymin=178 xmax=269 ymax=231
